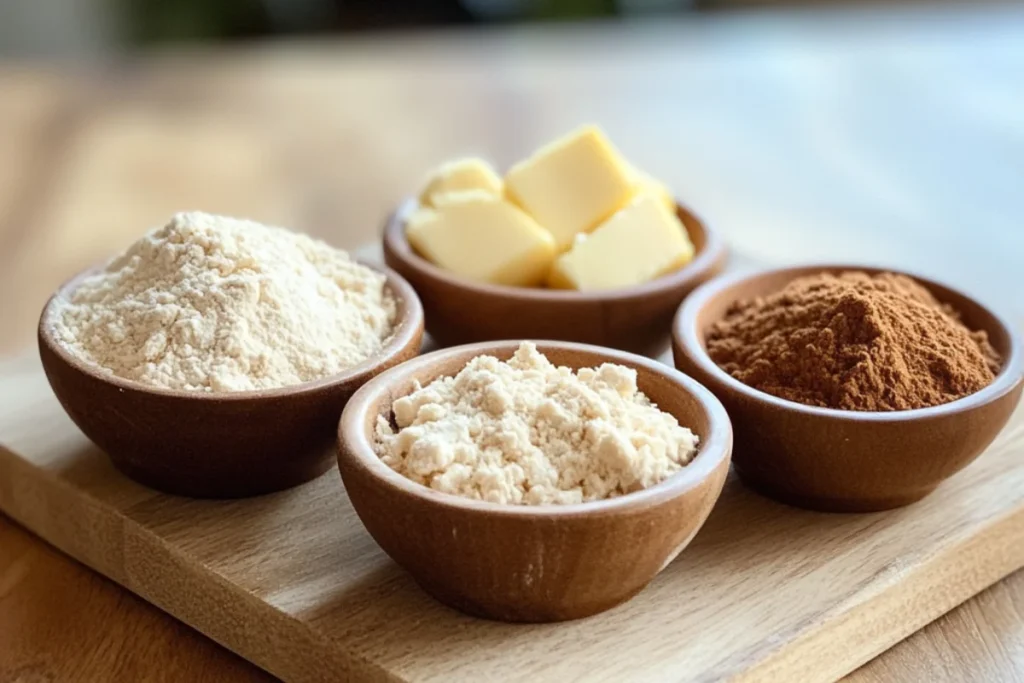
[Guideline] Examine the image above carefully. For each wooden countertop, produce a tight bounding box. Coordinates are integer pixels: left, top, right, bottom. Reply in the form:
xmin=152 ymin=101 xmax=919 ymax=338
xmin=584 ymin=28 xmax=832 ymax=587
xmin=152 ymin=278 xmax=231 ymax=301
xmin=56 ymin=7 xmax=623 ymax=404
xmin=1 ymin=4 xmax=1022 ymax=680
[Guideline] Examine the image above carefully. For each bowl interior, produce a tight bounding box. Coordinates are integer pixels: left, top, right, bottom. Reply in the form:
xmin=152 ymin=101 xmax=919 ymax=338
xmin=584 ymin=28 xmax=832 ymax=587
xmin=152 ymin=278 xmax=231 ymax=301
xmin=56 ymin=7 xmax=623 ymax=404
xmin=343 ymin=341 xmax=731 ymax=514
xmin=385 ymin=197 xmax=722 ymax=301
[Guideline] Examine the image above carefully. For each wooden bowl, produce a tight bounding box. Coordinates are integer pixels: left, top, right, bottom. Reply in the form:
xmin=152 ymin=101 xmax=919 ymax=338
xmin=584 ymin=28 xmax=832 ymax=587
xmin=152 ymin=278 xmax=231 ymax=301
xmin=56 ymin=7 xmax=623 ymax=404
xmin=337 ymin=340 xmax=732 ymax=622
xmin=672 ymin=264 xmax=1024 ymax=512
xmin=38 ymin=263 xmax=424 ymax=498
xmin=382 ymin=197 xmax=727 ymax=357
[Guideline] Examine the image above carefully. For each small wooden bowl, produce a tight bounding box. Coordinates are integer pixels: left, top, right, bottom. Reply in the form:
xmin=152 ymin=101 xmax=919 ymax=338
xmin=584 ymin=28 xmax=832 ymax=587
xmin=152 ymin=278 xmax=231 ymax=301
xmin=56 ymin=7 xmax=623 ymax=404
xmin=337 ymin=340 xmax=732 ymax=622
xmin=383 ymin=197 xmax=727 ymax=357
xmin=38 ymin=263 xmax=424 ymax=498
xmin=672 ymin=264 xmax=1024 ymax=512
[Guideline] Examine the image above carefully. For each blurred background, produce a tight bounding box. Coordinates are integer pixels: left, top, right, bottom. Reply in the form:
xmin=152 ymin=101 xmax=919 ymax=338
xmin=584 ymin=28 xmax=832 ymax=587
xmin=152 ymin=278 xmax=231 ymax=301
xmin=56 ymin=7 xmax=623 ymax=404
xmin=0 ymin=0 xmax=1022 ymax=355
xmin=0 ymin=0 xmax=1004 ymax=58
xmin=13 ymin=0 xmax=716 ymax=59
xmin=5 ymin=0 xmax=692 ymax=59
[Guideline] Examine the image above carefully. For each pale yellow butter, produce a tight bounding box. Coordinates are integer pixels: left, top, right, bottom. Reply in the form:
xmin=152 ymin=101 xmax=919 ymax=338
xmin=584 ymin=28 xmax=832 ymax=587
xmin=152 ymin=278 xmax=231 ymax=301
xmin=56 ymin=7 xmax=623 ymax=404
xmin=504 ymin=126 xmax=634 ymax=250
xmin=548 ymin=194 xmax=695 ymax=290
xmin=407 ymin=191 xmax=556 ymax=287
xmin=418 ymin=158 xmax=503 ymax=207
xmin=625 ymin=163 xmax=675 ymax=213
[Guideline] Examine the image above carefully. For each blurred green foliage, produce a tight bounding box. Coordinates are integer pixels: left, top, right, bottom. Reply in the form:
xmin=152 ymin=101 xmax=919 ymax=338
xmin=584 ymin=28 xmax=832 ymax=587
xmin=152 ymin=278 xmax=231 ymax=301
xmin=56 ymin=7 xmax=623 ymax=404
xmin=530 ymin=0 xmax=617 ymax=20
xmin=118 ymin=0 xmax=271 ymax=42
xmin=116 ymin=0 xmax=622 ymax=43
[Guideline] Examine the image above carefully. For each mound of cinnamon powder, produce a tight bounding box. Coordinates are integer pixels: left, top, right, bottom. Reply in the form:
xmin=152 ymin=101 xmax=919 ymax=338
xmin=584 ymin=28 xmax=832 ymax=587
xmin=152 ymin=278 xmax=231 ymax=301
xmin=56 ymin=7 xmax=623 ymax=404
xmin=706 ymin=271 xmax=1001 ymax=411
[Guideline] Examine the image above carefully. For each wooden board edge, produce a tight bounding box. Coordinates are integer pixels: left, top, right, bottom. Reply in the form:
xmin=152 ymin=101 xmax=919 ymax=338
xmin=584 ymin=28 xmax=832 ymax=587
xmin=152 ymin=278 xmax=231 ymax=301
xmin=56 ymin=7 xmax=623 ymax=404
xmin=4 ymin=437 xmax=1024 ymax=683
xmin=731 ymin=504 xmax=1024 ymax=683
xmin=0 ymin=445 xmax=404 ymax=683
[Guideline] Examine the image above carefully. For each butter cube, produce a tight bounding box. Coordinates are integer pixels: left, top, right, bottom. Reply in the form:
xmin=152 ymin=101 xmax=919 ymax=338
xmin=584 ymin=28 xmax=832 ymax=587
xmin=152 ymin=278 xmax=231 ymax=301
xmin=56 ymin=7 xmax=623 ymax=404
xmin=548 ymin=194 xmax=695 ymax=290
xmin=505 ymin=126 xmax=634 ymax=250
xmin=407 ymin=191 xmax=556 ymax=287
xmin=418 ymin=158 xmax=503 ymax=207
xmin=625 ymin=163 xmax=675 ymax=213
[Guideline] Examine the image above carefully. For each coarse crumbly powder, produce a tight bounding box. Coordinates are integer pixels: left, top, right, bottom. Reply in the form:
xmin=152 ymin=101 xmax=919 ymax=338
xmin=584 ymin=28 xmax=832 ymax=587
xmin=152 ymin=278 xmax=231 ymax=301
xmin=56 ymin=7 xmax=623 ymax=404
xmin=50 ymin=211 xmax=397 ymax=392
xmin=375 ymin=342 xmax=699 ymax=505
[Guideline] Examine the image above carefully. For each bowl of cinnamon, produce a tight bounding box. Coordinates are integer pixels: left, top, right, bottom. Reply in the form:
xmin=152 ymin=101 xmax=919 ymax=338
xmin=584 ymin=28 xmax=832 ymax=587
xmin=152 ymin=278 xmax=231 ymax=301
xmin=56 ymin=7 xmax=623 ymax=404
xmin=672 ymin=265 xmax=1023 ymax=512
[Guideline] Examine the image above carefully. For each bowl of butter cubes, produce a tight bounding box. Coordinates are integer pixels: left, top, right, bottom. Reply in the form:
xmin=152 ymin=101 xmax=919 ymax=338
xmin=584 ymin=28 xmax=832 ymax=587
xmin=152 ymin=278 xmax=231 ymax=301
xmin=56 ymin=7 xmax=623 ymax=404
xmin=383 ymin=125 xmax=727 ymax=357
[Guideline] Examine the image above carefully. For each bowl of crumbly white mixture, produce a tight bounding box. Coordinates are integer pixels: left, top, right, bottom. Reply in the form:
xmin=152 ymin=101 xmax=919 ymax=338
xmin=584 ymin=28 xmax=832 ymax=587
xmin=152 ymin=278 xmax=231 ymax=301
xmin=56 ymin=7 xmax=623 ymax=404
xmin=39 ymin=211 xmax=423 ymax=498
xmin=337 ymin=340 xmax=732 ymax=622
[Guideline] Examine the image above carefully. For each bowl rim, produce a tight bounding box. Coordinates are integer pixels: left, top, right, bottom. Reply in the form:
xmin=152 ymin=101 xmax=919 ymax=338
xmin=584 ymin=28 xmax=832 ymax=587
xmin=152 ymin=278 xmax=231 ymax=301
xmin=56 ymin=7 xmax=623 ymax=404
xmin=37 ymin=259 xmax=425 ymax=401
xmin=383 ymin=195 xmax=728 ymax=302
xmin=337 ymin=339 xmax=733 ymax=518
xmin=673 ymin=263 xmax=1024 ymax=421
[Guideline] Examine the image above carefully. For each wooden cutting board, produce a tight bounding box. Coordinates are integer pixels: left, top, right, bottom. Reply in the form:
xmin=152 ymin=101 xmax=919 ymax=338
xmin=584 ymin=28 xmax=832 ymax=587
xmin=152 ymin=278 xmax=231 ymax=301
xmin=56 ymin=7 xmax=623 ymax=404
xmin=1 ymin=343 xmax=1023 ymax=683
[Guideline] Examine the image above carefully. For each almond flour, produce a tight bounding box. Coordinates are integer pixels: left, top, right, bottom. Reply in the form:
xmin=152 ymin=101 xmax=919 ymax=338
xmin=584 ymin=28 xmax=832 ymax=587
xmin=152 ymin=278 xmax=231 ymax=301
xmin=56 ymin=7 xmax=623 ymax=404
xmin=375 ymin=342 xmax=699 ymax=505
xmin=50 ymin=211 xmax=397 ymax=392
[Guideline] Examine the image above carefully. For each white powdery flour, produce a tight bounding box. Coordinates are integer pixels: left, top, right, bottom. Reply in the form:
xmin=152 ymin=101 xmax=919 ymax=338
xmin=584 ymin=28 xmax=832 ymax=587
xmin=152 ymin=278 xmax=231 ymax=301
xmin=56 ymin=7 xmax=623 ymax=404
xmin=50 ymin=212 xmax=397 ymax=392
xmin=376 ymin=342 xmax=699 ymax=505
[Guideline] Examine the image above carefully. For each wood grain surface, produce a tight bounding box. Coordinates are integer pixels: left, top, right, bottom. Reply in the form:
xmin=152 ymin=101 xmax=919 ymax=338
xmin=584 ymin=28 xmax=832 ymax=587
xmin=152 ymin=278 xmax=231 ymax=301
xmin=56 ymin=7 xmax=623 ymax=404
xmin=1 ymin=3 xmax=1023 ymax=681
xmin=0 ymin=348 xmax=1022 ymax=682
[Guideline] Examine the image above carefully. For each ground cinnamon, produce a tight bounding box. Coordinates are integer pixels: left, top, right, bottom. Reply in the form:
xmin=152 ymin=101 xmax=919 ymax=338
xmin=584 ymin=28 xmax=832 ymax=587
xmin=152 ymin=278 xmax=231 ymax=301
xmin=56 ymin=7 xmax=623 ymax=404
xmin=706 ymin=271 xmax=1001 ymax=411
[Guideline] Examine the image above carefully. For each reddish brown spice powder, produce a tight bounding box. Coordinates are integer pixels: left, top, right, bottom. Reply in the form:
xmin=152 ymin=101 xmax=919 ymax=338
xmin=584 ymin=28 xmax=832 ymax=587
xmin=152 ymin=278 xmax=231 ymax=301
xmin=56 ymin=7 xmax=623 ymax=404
xmin=706 ymin=271 xmax=1001 ymax=411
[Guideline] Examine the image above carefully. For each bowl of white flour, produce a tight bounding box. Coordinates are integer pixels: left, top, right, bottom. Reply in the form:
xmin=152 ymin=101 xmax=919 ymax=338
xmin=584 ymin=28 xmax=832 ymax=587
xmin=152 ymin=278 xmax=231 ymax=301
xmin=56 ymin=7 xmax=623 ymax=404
xmin=39 ymin=212 xmax=424 ymax=498
xmin=337 ymin=340 xmax=732 ymax=622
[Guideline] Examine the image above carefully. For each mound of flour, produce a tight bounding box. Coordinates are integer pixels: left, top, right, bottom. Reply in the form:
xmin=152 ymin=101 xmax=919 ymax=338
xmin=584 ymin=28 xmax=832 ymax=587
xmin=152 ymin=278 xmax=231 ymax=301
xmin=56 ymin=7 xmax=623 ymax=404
xmin=376 ymin=342 xmax=699 ymax=505
xmin=50 ymin=211 xmax=396 ymax=392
